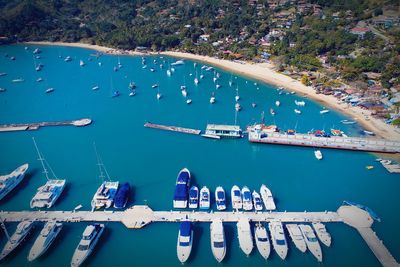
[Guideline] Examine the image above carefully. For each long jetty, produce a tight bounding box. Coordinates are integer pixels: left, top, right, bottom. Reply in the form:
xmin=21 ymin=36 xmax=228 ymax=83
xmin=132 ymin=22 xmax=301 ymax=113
xmin=0 ymin=205 xmax=398 ymax=267
xmin=0 ymin=118 xmax=92 ymax=132
xmin=144 ymin=122 xmax=201 ymax=135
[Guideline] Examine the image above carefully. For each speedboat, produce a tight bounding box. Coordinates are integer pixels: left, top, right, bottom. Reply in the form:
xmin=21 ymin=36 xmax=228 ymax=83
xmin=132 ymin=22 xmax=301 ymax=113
xmin=194 ymin=77 xmax=199 ymax=85
xmin=237 ymin=218 xmax=253 ymax=256
xmin=252 ymin=191 xmax=263 ymax=211
xmin=64 ymin=56 xmax=72 ymax=62
xmin=188 ymin=186 xmax=199 ymax=209
xmin=295 ymin=100 xmax=305 ymax=106
xmin=294 ymin=109 xmax=301 ymax=114
xmin=166 ymin=69 xmax=172 ymax=76
xmin=210 ymin=93 xmax=216 ymax=104
xmin=0 ymin=87 xmax=5 ymax=92
xmin=181 ymin=89 xmax=187 ymax=97
xmin=71 ymin=224 xmax=105 ymax=267
xmin=129 ymin=90 xmax=136 ymax=97
xmin=28 ymin=221 xmax=62 ymax=261
xmin=231 ymin=185 xmax=242 ymax=210
xmin=186 ymin=99 xmax=192 ymax=104
xmin=254 ymin=223 xmax=271 ymax=260
xmin=0 ymin=163 xmax=29 ymax=201
xmin=320 ymin=109 xmax=330 ymax=114
xmin=151 ymin=84 xmax=158 ymax=88
xmin=241 ymin=186 xmax=253 ymax=211
xmin=0 ymin=221 xmax=34 ymax=261
xmin=79 ymin=60 xmax=85 ymax=67
xmin=36 ymin=77 xmax=43 ymax=82
xmin=113 ymin=182 xmax=130 ymax=209
xmin=312 ymin=222 xmax=331 ymax=247
xmin=91 ymin=181 xmax=119 ymax=210
xmin=177 ymin=221 xmax=193 ymax=263
xmin=215 ymin=186 xmax=226 ymax=211
xmin=45 ymin=88 xmax=54 ymax=93
xmin=286 ymin=224 xmax=307 ymax=253
xmin=156 ymin=93 xmax=162 ymax=100
xmin=199 ymin=186 xmax=210 ymax=210
xmin=270 ymin=108 xmax=276 ymax=115
xmin=210 ymin=219 xmax=226 ymax=262
xmin=173 ymin=168 xmax=191 ymax=209
xmin=314 ymin=150 xmax=323 ymax=160
xmin=299 ymin=224 xmax=322 ymax=262
xmin=275 ymin=100 xmax=280 ymax=107
xmin=92 ymin=85 xmax=99 ymax=90
xmin=260 ymin=184 xmax=276 ymax=210
xmin=128 ymin=82 xmax=136 ymax=89
xmin=268 ymin=221 xmax=288 ymax=260
xmin=30 ymin=179 xmax=66 ymax=208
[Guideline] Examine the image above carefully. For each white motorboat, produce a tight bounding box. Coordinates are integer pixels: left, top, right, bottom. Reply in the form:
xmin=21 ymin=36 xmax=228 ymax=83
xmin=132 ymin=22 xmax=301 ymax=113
xmin=210 ymin=219 xmax=226 ymax=262
xmin=252 ymin=191 xmax=263 ymax=211
xmin=188 ymin=186 xmax=198 ymax=209
xmin=294 ymin=109 xmax=301 ymax=114
xmin=0 ymin=221 xmax=34 ymax=261
xmin=215 ymin=186 xmax=226 ymax=211
xmin=28 ymin=221 xmax=62 ymax=261
xmin=177 ymin=221 xmax=193 ymax=263
xmin=231 ymin=185 xmax=242 ymax=210
xmin=71 ymin=224 xmax=105 ymax=267
xmin=260 ymin=184 xmax=276 ymax=210
xmin=314 ymin=150 xmax=323 ymax=160
xmin=237 ymin=218 xmax=253 ymax=256
xmin=254 ymin=223 xmax=271 ymax=260
xmin=286 ymin=224 xmax=307 ymax=253
xmin=295 ymin=100 xmax=305 ymax=106
xmin=275 ymin=100 xmax=280 ymax=107
xmin=312 ymin=222 xmax=331 ymax=247
xmin=268 ymin=221 xmax=288 ymax=260
xmin=0 ymin=163 xmax=29 ymax=201
xmin=186 ymin=99 xmax=192 ymax=104
xmin=320 ymin=109 xmax=330 ymax=114
xmin=79 ymin=60 xmax=85 ymax=67
xmin=199 ymin=186 xmax=210 ymax=209
xmin=241 ymin=186 xmax=253 ymax=211
xmin=156 ymin=93 xmax=162 ymax=100
xmin=299 ymin=224 xmax=322 ymax=262
xmin=181 ymin=89 xmax=187 ymax=97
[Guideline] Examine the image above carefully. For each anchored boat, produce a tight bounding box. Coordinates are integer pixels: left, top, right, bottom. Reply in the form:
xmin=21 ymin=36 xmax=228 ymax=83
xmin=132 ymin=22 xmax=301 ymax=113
xmin=254 ymin=223 xmax=271 ymax=260
xmin=177 ymin=221 xmax=193 ymax=263
xmin=173 ymin=168 xmax=191 ymax=209
xmin=113 ymin=182 xmax=130 ymax=209
xmin=299 ymin=224 xmax=322 ymax=262
xmin=0 ymin=221 xmax=34 ymax=261
xmin=286 ymin=224 xmax=307 ymax=253
xmin=28 ymin=221 xmax=62 ymax=261
xmin=0 ymin=163 xmax=29 ymax=201
xmin=231 ymin=185 xmax=242 ymax=210
xmin=237 ymin=218 xmax=253 ymax=256
xmin=268 ymin=221 xmax=288 ymax=260
xmin=312 ymin=222 xmax=331 ymax=247
xmin=188 ymin=186 xmax=199 ymax=209
xmin=199 ymin=186 xmax=210 ymax=210
xmin=210 ymin=219 xmax=226 ymax=262
xmin=215 ymin=186 xmax=226 ymax=211
xmin=252 ymin=191 xmax=263 ymax=211
xmin=241 ymin=186 xmax=253 ymax=211
xmin=260 ymin=184 xmax=276 ymax=210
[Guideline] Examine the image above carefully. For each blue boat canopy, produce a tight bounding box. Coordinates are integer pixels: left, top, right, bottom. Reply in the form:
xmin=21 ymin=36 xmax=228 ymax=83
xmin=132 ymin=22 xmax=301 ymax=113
xmin=217 ymin=191 xmax=225 ymax=199
xmin=234 ymin=190 xmax=241 ymax=197
xmin=243 ymin=191 xmax=251 ymax=200
xmin=180 ymin=221 xmax=191 ymax=236
xmin=189 ymin=188 xmax=198 ymax=198
xmin=174 ymin=184 xmax=188 ymax=201
xmin=177 ymin=170 xmax=190 ymax=183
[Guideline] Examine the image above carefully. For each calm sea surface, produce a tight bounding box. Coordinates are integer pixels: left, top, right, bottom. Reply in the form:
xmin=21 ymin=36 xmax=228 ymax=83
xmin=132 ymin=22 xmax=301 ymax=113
xmin=0 ymin=44 xmax=399 ymax=267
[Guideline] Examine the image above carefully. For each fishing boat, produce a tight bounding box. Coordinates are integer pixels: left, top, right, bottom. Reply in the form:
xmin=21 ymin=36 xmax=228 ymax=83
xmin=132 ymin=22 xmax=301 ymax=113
xmin=312 ymin=222 xmax=331 ymax=247
xmin=177 ymin=221 xmax=193 ymax=263
xmin=235 ymin=103 xmax=241 ymax=111
xmin=199 ymin=186 xmax=210 ymax=210
xmin=45 ymin=88 xmax=54 ymax=93
xmin=252 ymin=191 xmax=263 ymax=211
xmin=320 ymin=109 xmax=330 ymax=114
xmin=71 ymin=223 xmax=105 ymax=267
xmin=30 ymin=138 xmax=66 ymax=209
xmin=299 ymin=224 xmax=322 ymax=262
xmin=113 ymin=182 xmax=130 ymax=209
xmin=231 ymin=185 xmax=242 ymax=210
xmin=268 ymin=221 xmax=288 ymax=260
xmin=285 ymin=224 xmax=307 ymax=253
xmin=314 ymin=150 xmax=323 ymax=160
xmin=0 ymin=221 xmax=34 ymax=261
xmin=254 ymin=223 xmax=271 ymax=260
xmin=260 ymin=184 xmax=276 ymax=210
xmin=241 ymin=186 xmax=253 ymax=211
xmin=0 ymin=163 xmax=29 ymax=201
xmin=79 ymin=60 xmax=85 ymax=67
xmin=210 ymin=219 xmax=226 ymax=262
xmin=210 ymin=93 xmax=216 ymax=104
xmin=173 ymin=168 xmax=191 ymax=209
xmin=215 ymin=186 xmax=226 ymax=211
xmin=275 ymin=100 xmax=280 ymax=107
xmin=188 ymin=186 xmax=199 ymax=209
xmin=295 ymin=100 xmax=305 ymax=106
xmin=294 ymin=109 xmax=301 ymax=114
xmin=237 ymin=218 xmax=253 ymax=256
xmin=28 ymin=221 xmax=62 ymax=261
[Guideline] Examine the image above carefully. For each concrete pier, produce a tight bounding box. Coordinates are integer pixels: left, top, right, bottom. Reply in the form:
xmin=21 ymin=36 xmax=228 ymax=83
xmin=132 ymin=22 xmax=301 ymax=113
xmin=0 ymin=118 xmax=92 ymax=132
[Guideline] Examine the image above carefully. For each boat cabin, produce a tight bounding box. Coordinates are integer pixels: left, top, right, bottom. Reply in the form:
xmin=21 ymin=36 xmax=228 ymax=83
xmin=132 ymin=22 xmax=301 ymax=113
xmin=205 ymin=124 xmax=242 ymax=138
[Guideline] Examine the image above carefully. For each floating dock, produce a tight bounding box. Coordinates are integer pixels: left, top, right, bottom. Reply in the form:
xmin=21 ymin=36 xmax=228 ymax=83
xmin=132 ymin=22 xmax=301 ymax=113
xmin=144 ymin=122 xmax=201 ymax=135
xmin=0 ymin=118 xmax=92 ymax=132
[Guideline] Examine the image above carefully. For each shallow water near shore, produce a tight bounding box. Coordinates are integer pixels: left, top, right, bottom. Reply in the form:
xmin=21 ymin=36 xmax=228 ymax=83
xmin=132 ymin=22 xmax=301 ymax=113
xmin=0 ymin=44 xmax=399 ymax=267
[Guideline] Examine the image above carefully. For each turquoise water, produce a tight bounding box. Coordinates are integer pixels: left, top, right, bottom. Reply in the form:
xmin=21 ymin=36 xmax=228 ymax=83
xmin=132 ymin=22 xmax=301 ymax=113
xmin=0 ymin=44 xmax=399 ymax=267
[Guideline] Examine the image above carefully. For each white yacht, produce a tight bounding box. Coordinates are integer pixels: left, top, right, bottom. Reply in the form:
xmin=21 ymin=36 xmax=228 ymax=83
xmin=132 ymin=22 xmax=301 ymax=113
xmin=286 ymin=224 xmax=307 ymax=253
xmin=71 ymin=224 xmax=105 ymax=267
xmin=215 ymin=186 xmax=226 ymax=211
xmin=177 ymin=221 xmax=193 ymax=263
xmin=312 ymin=222 xmax=331 ymax=247
xmin=210 ymin=219 xmax=226 ymax=262
xmin=268 ymin=221 xmax=288 ymax=260
xmin=199 ymin=186 xmax=210 ymax=210
xmin=314 ymin=150 xmax=323 ymax=160
xmin=299 ymin=224 xmax=322 ymax=262
xmin=254 ymin=223 xmax=271 ymax=260
xmin=275 ymin=100 xmax=280 ymax=107
xmin=241 ymin=186 xmax=253 ymax=211
xmin=0 ymin=163 xmax=29 ymax=201
xmin=0 ymin=221 xmax=34 ymax=261
xmin=252 ymin=191 xmax=263 ymax=211
xmin=260 ymin=184 xmax=276 ymax=210
xmin=231 ymin=185 xmax=242 ymax=210
xmin=237 ymin=218 xmax=253 ymax=256
xmin=28 ymin=221 xmax=63 ymax=261
xmin=210 ymin=93 xmax=216 ymax=104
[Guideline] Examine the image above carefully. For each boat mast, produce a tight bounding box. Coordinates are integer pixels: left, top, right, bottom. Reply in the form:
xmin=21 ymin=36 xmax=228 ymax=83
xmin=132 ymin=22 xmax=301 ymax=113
xmin=0 ymin=216 xmax=10 ymax=240
xmin=32 ymin=137 xmax=50 ymax=181
xmin=261 ymin=111 xmax=265 ymax=125
xmin=93 ymin=142 xmax=111 ymax=182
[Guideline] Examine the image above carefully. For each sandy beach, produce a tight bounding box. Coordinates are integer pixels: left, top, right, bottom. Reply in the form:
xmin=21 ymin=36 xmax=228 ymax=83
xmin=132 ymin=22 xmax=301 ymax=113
xmin=24 ymin=42 xmax=400 ymax=141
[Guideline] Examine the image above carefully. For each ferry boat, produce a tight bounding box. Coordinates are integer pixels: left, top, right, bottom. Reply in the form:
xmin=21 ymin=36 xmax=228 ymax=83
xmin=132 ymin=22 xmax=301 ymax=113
xmin=275 ymin=100 xmax=280 ymax=107
xmin=285 ymin=224 xmax=307 ymax=253
xmin=237 ymin=218 xmax=253 ymax=256
xmin=205 ymin=124 xmax=242 ymax=138
xmin=31 ymin=138 xmax=66 ymax=209
xmin=241 ymin=186 xmax=253 ymax=211
xmin=312 ymin=222 xmax=331 ymax=247
xmin=260 ymin=184 xmax=276 ymax=210
xmin=210 ymin=219 xmax=226 ymax=262
xmin=299 ymin=224 xmax=322 ymax=262
xmin=231 ymin=185 xmax=242 ymax=210
xmin=215 ymin=186 xmax=226 ymax=211
xmin=254 ymin=223 xmax=271 ymax=260
xmin=0 ymin=163 xmax=29 ymax=201
xmin=173 ymin=168 xmax=191 ymax=209
xmin=177 ymin=221 xmax=193 ymax=263
xmin=188 ymin=186 xmax=199 ymax=209
xmin=0 ymin=221 xmax=34 ymax=261
xmin=28 ymin=221 xmax=62 ymax=261
xmin=71 ymin=223 xmax=105 ymax=267
xmin=199 ymin=186 xmax=210 ymax=210
xmin=113 ymin=182 xmax=130 ymax=209
xmin=252 ymin=191 xmax=263 ymax=211
xmin=295 ymin=100 xmax=305 ymax=106
xmin=268 ymin=221 xmax=288 ymax=260
xmin=314 ymin=150 xmax=323 ymax=160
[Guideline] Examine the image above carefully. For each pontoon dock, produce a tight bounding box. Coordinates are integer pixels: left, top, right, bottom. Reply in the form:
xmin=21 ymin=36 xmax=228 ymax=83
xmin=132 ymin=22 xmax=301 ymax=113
xmin=0 ymin=118 xmax=92 ymax=132
xmin=144 ymin=122 xmax=201 ymax=135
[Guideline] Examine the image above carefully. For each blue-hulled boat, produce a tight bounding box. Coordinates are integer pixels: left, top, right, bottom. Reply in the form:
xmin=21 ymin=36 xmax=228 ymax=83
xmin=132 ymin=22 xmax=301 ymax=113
xmin=173 ymin=168 xmax=191 ymax=209
xmin=113 ymin=183 xmax=130 ymax=209
xmin=188 ymin=186 xmax=199 ymax=209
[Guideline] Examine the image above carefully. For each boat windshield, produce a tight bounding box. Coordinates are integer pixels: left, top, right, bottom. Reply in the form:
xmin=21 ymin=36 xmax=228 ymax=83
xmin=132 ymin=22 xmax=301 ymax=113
xmin=189 ymin=190 xmax=197 ymax=198
xmin=234 ymin=190 xmax=240 ymax=197
xmin=258 ymin=237 xmax=268 ymax=242
xmin=78 ymin=244 xmax=89 ymax=251
xmin=179 ymin=241 xmax=190 ymax=246
xmin=276 ymin=239 xmax=286 ymax=245
xmin=217 ymin=191 xmax=224 ymax=199
xmin=308 ymin=236 xmax=318 ymax=242
xmin=243 ymin=192 xmax=251 ymax=200
xmin=213 ymin=241 xmax=224 ymax=248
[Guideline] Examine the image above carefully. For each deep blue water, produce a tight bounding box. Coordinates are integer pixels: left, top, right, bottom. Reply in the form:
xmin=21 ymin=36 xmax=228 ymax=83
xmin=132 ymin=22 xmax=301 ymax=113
xmin=0 ymin=44 xmax=398 ymax=267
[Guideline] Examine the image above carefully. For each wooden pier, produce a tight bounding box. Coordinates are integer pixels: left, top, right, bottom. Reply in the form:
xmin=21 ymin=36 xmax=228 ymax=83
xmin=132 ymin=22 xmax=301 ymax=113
xmin=0 ymin=118 xmax=92 ymax=132
xmin=144 ymin=122 xmax=201 ymax=135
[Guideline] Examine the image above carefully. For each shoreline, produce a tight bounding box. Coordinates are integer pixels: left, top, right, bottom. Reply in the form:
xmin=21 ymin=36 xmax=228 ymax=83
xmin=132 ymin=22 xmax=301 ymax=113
xmin=24 ymin=41 xmax=400 ymax=141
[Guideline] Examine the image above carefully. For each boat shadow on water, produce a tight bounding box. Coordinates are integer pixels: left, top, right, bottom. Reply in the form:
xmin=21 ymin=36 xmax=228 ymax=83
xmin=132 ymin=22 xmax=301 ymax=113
xmin=35 ymin=224 xmax=72 ymax=262
xmin=52 ymin=182 xmax=70 ymax=207
xmin=84 ymin=225 xmax=111 ymax=266
xmin=186 ymin=224 xmax=203 ymax=264
xmin=223 ymin=223 xmax=236 ymax=262
xmin=0 ymin=168 xmax=39 ymax=204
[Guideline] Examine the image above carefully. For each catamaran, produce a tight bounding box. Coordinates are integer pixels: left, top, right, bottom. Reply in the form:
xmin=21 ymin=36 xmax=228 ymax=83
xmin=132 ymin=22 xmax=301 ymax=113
xmin=286 ymin=224 xmax=307 ymax=253
xmin=188 ymin=186 xmax=199 ymax=209
xmin=199 ymin=186 xmax=210 ymax=210
xmin=314 ymin=150 xmax=323 ymax=160
xmin=260 ymin=184 xmax=276 ymax=210
xmin=268 ymin=221 xmax=288 ymax=260
xmin=210 ymin=219 xmax=226 ymax=262
xmin=0 ymin=163 xmax=29 ymax=201
xmin=252 ymin=191 xmax=263 ymax=211
xmin=312 ymin=222 xmax=331 ymax=247
xmin=177 ymin=221 xmax=193 ymax=263
xmin=254 ymin=223 xmax=271 ymax=260
xmin=299 ymin=224 xmax=322 ymax=262
xmin=241 ymin=186 xmax=253 ymax=211
xmin=71 ymin=223 xmax=105 ymax=267
xmin=28 ymin=221 xmax=62 ymax=261
xmin=0 ymin=221 xmax=34 ymax=261
xmin=173 ymin=168 xmax=191 ymax=209
xmin=215 ymin=186 xmax=226 ymax=211
xmin=113 ymin=182 xmax=130 ymax=209
xmin=231 ymin=185 xmax=242 ymax=210
xmin=237 ymin=218 xmax=253 ymax=256
xmin=30 ymin=138 xmax=66 ymax=209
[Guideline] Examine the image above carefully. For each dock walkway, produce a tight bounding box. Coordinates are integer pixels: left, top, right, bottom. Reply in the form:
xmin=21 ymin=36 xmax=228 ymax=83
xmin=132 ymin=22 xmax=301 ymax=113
xmin=144 ymin=122 xmax=201 ymax=135
xmin=0 ymin=118 xmax=92 ymax=132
